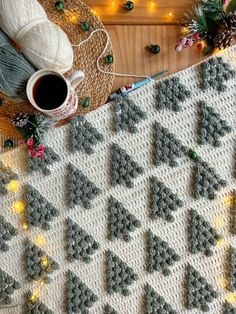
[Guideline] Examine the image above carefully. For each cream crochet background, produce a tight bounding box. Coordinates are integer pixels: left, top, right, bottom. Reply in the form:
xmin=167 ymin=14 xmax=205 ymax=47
xmin=0 ymin=46 xmax=236 ymax=314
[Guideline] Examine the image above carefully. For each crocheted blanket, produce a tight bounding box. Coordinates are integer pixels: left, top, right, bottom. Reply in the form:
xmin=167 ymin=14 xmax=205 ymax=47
xmin=0 ymin=46 xmax=236 ymax=314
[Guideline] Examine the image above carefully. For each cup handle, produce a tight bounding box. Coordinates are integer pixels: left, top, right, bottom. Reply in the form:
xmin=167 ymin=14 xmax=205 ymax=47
xmin=68 ymin=71 xmax=85 ymax=90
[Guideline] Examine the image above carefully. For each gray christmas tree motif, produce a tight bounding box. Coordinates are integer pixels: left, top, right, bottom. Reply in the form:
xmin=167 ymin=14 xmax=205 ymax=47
xmin=104 ymin=304 xmax=120 ymax=314
xmin=194 ymin=158 xmax=227 ymax=200
xmin=70 ymin=116 xmax=104 ymax=155
xmin=224 ymin=301 xmax=236 ymax=314
xmin=0 ymin=268 xmax=21 ymax=304
xmin=185 ymin=264 xmax=218 ymax=312
xmin=145 ymin=284 xmax=177 ymax=314
xmin=200 ymin=57 xmax=235 ymax=93
xmin=24 ymin=291 xmax=53 ymax=314
xmin=150 ymin=177 xmax=183 ymax=222
xmin=108 ymin=196 xmax=141 ymax=242
xmin=154 ymin=122 xmax=187 ymax=167
xmin=106 ymin=250 xmax=138 ymax=296
xmin=0 ymin=161 xmax=18 ymax=195
xmin=114 ymin=95 xmax=147 ymax=133
xmin=28 ymin=146 xmax=60 ymax=176
xmin=67 ymin=163 xmax=101 ymax=209
xmin=67 ymin=270 xmax=98 ymax=313
xmin=66 ymin=218 xmax=100 ymax=263
xmin=24 ymin=239 xmax=59 ymax=283
xmin=26 ymin=185 xmax=59 ymax=230
xmin=0 ymin=215 xmax=18 ymax=252
xmin=146 ymin=229 xmax=181 ymax=276
xmin=111 ymin=143 xmax=144 ymax=188
xmin=198 ymin=101 xmax=232 ymax=147
xmin=228 ymin=247 xmax=236 ymax=292
xmin=156 ymin=76 xmax=191 ymax=112
xmin=188 ymin=209 xmax=221 ymax=257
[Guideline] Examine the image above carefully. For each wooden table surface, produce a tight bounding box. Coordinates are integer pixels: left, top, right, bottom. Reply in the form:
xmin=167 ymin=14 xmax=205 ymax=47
xmin=84 ymin=0 xmax=204 ymax=91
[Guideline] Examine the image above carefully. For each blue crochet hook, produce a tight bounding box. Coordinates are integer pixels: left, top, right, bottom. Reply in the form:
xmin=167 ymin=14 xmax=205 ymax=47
xmin=109 ymin=69 xmax=168 ymax=100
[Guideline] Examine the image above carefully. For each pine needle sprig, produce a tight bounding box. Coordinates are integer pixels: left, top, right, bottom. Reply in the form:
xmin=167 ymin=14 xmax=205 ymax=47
xmin=201 ymin=0 xmax=225 ymax=20
xmin=29 ymin=113 xmax=54 ymax=143
xmin=201 ymin=0 xmax=224 ymax=12
xmin=185 ymin=6 xmax=208 ymax=35
xmin=12 ymin=112 xmax=54 ymax=143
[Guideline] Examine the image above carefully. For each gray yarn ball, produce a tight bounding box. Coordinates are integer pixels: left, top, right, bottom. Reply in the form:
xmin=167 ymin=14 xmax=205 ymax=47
xmin=0 ymin=29 xmax=35 ymax=101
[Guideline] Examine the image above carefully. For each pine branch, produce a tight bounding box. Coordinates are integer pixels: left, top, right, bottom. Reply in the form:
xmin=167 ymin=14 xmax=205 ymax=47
xmin=185 ymin=6 xmax=209 ymax=35
xmin=201 ymin=0 xmax=225 ymax=21
xmin=201 ymin=0 xmax=224 ymax=13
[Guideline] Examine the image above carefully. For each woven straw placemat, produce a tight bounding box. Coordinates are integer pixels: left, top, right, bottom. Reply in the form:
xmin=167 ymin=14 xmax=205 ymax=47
xmin=0 ymin=0 xmax=114 ymax=139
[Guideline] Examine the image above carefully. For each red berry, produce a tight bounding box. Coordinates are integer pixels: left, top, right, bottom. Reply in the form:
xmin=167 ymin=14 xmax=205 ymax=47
xmin=38 ymin=145 xmax=46 ymax=152
xmin=197 ymin=42 xmax=204 ymax=50
xmin=193 ymin=32 xmax=200 ymax=40
xmin=29 ymin=149 xmax=36 ymax=157
xmin=179 ymin=37 xmax=187 ymax=45
xmin=186 ymin=39 xmax=194 ymax=47
xmin=27 ymin=138 xmax=35 ymax=146
xmin=175 ymin=44 xmax=183 ymax=52
xmin=37 ymin=151 xmax=45 ymax=159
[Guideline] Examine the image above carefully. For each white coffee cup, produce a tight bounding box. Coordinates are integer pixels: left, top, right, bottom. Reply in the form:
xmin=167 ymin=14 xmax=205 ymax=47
xmin=26 ymin=69 xmax=85 ymax=120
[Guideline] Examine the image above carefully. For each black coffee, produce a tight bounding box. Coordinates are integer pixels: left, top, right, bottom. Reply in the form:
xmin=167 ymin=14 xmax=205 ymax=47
xmin=33 ymin=74 xmax=68 ymax=110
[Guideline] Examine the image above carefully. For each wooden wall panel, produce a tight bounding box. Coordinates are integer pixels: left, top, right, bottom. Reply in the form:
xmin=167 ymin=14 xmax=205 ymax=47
xmin=84 ymin=0 xmax=196 ymax=25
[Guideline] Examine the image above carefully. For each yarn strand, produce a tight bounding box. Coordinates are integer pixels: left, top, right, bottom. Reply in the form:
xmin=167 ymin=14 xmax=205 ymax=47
xmin=72 ymin=29 xmax=155 ymax=82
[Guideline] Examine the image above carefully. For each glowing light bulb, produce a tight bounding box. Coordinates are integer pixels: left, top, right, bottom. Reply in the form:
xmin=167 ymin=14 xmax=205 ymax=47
xmin=225 ymin=194 xmax=235 ymax=207
xmin=7 ymin=180 xmax=20 ymax=193
xmin=40 ymin=278 xmax=46 ymax=287
xmin=182 ymin=27 xmax=189 ymax=35
xmin=226 ymin=292 xmax=236 ymax=303
xmin=41 ymin=255 xmax=49 ymax=267
xmin=22 ymin=222 xmax=29 ymax=231
xmin=35 ymin=235 xmax=47 ymax=246
xmin=217 ymin=238 xmax=225 ymax=247
xmin=30 ymin=294 xmax=39 ymax=303
xmin=148 ymin=1 xmax=156 ymax=12
xmin=13 ymin=200 xmax=26 ymax=213
xmin=91 ymin=9 xmax=98 ymax=16
xmin=168 ymin=12 xmax=173 ymax=17
xmin=70 ymin=13 xmax=78 ymax=23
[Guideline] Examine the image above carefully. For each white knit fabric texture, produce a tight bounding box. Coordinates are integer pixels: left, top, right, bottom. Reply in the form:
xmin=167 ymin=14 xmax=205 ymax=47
xmin=0 ymin=46 xmax=236 ymax=314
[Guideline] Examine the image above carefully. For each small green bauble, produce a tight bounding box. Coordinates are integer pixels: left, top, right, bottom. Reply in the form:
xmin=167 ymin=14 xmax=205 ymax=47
xmin=189 ymin=150 xmax=198 ymax=160
xmin=82 ymin=97 xmax=92 ymax=108
xmin=104 ymin=55 xmax=114 ymax=65
xmin=4 ymin=139 xmax=13 ymax=148
xmin=123 ymin=1 xmax=135 ymax=10
xmin=80 ymin=21 xmax=91 ymax=32
xmin=55 ymin=1 xmax=65 ymax=11
xmin=149 ymin=44 xmax=161 ymax=54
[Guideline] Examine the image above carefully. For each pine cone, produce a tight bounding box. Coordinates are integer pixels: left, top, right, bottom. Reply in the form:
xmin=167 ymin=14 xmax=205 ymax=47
xmin=223 ymin=12 xmax=236 ymax=33
xmin=214 ymin=29 xmax=233 ymax=49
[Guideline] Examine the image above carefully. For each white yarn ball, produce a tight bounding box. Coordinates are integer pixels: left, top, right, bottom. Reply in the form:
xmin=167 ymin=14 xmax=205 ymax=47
xmin=0 ymin=0 xmax=73 ymax=74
